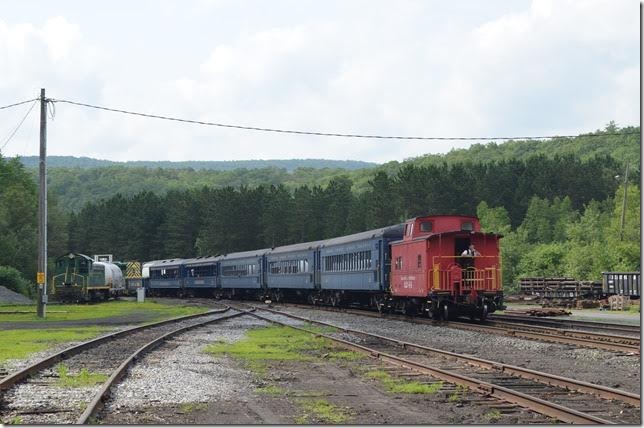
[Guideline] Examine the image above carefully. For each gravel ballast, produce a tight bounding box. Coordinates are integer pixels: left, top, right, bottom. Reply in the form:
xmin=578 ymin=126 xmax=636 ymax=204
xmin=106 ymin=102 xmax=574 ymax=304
xmin=270 ymin=305 xmax=641 ymax=394
xmin=102 ymin=316 xmax=266 ymax=423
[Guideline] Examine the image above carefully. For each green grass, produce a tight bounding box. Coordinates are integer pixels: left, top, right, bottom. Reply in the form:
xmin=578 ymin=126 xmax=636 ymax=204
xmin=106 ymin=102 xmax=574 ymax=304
xmin=6 ymin=416 xmax=23 ymax=425
xmin=484 ymin=409 xmax=502 ymax=422
xmin=628 ymin=305 xmax=640 ymax=313
xmin=295 ymin=398 xmax=351 ymax=424
xmin=255 ymin=385 xmax=287 ymax=395
xmin=364 ymin=369 xmax=443 ymax=394
xmin=0 ymin=327 xmax=108 ymax=362
xmin=448 ymin=384 xmax=469 ymax=402
xmin=326 ymin=350 xmax=366 ymax=361
xmin=205 ymin=325 xmax=331 ymax=375
xmin=0 ymin=301 xmax=206 ymax=323
xmin=56 ymin=364 xmax=108 ymax=387
xmin=179 ymin=402 xmax=208 ymax=413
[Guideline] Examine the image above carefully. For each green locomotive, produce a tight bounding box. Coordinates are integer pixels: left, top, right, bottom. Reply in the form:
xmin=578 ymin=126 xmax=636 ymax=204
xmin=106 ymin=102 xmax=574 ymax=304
xmin=52 ymin=253 xmax=125 ymax=302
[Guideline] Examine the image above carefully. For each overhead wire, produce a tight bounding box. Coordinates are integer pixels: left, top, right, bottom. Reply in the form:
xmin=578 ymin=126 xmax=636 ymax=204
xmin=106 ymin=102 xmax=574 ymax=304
xmin=0 ymin=98 xmax=39 ymax=111
xmin=0 ymin=100 xmax=38 ymax=152
xmin=49 ymin=98 xmax=640 ymax=141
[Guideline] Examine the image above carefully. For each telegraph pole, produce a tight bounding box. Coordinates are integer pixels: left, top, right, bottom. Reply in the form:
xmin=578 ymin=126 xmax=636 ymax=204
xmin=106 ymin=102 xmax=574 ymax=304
xmin=619 ymin=163 xmax=629 ymax=242
xmin=37 ymin=88 xmax=48 ymax=318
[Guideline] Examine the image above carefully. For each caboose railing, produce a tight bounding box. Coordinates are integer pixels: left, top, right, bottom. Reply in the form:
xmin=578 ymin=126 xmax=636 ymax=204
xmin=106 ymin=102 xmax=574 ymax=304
xmin=430 ymin=255 xmax=502 ymax=293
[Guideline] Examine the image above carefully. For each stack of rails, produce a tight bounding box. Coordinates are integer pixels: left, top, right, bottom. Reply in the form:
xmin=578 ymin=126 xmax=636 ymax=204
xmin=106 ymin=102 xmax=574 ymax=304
xmin=519 ymin=277 xmax=603 ymax=301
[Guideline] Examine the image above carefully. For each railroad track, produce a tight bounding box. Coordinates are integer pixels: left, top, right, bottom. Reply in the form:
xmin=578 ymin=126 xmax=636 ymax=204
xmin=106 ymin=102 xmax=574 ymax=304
xmin=242 ymin=304 xmax=640 ymax=425
xmin=488 ymin=314 xmax=640 ymax=336
xmin=450 ymin=320 xmax=640 ymax=355
xmin=255 ymin=301 xmax=640 ymax=354
xmin=0 ymin=307 xmax=244 ymax=424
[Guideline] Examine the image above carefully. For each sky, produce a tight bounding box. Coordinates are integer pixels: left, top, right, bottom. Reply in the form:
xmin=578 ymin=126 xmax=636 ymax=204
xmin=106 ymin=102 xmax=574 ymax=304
xmin=0 ymin=0 xmax=639 ymax=164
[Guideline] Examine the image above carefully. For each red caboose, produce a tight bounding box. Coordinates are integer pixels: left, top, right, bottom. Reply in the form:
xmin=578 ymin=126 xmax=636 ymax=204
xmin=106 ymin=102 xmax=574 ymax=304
xmin=390 ymin=215 xmax=503 ymax=320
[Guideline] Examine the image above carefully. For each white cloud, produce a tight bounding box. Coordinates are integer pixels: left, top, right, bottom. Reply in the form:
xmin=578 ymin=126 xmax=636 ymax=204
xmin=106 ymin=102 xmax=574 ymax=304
xmin=0 ymin=0 xmax=638 ymax=163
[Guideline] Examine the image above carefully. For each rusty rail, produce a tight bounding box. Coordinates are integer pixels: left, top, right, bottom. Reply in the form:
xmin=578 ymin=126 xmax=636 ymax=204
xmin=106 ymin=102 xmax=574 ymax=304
xmin=77 ymin=310 xmax=247 ymax=424
xmin=0 ymin=307 xmax=230 ymax=394
xmin=254 ymin=305 xmax=640 ymax=407
xmin=242 ymin=307 xmax=616 ymax=424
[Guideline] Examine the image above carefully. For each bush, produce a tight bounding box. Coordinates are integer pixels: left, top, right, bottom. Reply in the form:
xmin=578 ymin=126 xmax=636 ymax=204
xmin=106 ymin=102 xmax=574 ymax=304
xmin=0 ymin=265 xmax=35 ymax=298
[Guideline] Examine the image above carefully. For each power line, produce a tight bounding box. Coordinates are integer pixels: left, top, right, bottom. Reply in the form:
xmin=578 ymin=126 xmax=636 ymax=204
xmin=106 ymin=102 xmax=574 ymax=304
xmin=0 ymin=98 xmax=39 ymax=111
xmin=0 ymin=100 xmax=38 ymax=151
xmin=50 ymin=97 xmax=640 ymax=141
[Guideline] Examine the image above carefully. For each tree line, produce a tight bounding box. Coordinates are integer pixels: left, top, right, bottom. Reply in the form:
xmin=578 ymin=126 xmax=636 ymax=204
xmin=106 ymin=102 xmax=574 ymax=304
xmin=65 ymin=153 xmax=637 ymax=291
xmin=0 ymin=128 xmax=639 ymax=297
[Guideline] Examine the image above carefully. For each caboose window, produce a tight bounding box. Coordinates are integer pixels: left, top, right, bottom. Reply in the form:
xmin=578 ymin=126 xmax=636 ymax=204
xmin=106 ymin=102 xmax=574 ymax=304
xmin=420 ymin=221 xmax=433 ymax=232
xmin=461 ymin=221 xmax=473 ymax=231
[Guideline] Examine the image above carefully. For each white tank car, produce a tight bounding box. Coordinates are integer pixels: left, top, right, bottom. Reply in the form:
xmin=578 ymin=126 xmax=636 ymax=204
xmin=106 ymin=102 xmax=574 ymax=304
xmin=93 ymin=261 xmax=126 ymax=291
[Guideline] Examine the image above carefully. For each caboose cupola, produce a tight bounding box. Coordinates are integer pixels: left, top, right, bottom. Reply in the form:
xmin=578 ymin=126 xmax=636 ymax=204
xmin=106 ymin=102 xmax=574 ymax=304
xmin=402 ymin=215 xmax=481 ymax=241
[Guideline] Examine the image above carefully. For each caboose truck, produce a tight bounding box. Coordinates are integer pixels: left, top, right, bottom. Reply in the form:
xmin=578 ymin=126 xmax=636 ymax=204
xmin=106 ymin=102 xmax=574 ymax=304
xmin=390 ymin=216 xmax=504 ymax=320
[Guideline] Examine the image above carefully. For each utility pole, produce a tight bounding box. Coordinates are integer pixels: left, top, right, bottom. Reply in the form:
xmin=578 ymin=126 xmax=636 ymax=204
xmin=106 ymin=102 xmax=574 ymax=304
xmin=619 ymin=163 xmax=629 ymax=242
xmin=37 ymin=88 xmax=48 ymax=318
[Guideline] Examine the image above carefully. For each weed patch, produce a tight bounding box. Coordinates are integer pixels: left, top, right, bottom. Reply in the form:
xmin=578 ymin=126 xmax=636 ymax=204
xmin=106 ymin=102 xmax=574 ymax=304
xmin=326 ymin=350 xmax=365 ymax=361
xmin=56 ymin=364 xmax=108 ymax=387
xmin=0 ymin=301 xmax=206 ymax=323
xmin=255 ymin=385 xmax=286 ymax=395
xmin=179 ymin=402 xmax=208 ymax=413
xmin=0 ymin=327 xmax=107 ymax=362
xmin=205 ymin=326 xmax=330 ymax=375
xmin=448 ymin=384 xmax=469 ymax=402
xmin=484 ymin=409 xmax=502 ymax=422
xmin=364 ymin=369 xmax=442 ymax=394
xmin=295 ymin=398 xmax=351 ymax=424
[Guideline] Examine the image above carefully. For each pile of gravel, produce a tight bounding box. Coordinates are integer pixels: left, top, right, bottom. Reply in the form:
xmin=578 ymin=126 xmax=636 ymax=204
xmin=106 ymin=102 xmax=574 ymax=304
xmin=0 ymin=286 xmax=32 ymax=305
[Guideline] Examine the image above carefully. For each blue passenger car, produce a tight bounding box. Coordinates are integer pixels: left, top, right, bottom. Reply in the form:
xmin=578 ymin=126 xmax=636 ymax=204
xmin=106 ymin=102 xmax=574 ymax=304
xmin=319 ymin=225 xmax=404 ymax=305
xmin=148 ymin=259 xmax=185 ymax=295
xmin=183 ymin=256 xmax=220 ymax=296
xmin=219 ymin=249 xmax=270 ymax=298
xmin=265 ymin=241 xmax=323 ymax=302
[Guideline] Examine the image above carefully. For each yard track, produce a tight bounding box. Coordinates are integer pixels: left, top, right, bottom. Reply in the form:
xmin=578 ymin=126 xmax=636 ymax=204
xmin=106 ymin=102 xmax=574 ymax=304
xmin=487 ymin=314 xmax=640 ymax=336
xmin=257 ymin=301 xmax=640 ymax=354
xmin=0 ymin=306 xmax=242 ymax=424
xmin=242 ymin=304 xmax=640 ymax=424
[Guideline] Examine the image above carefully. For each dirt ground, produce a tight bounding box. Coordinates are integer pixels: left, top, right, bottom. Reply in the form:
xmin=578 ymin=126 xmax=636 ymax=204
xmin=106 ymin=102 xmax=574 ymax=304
xmin=102 ymin=342 xmax=540 ymax=424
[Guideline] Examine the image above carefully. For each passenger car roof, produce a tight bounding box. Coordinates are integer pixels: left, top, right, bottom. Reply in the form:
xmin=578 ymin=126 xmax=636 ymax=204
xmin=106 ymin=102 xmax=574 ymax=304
xmin=320 ymin=224 xmax=404 ymax=247
xmin=219 ymin=248 xmax=271 ymax=261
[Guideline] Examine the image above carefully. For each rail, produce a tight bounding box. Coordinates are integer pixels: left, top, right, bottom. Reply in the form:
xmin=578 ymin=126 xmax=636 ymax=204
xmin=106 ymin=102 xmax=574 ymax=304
xmin=242 ymin=306 xmax=620 ymax=424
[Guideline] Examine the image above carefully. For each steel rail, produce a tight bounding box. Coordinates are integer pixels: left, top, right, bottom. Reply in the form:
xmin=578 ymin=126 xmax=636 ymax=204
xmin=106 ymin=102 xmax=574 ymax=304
xmin=255 ymin=306 xmax=640 ymax=407
xmin=449 ymin=322 xmax=640 ymax=354
xmin=482 ymin=320 xmax=640 ymax=345
xmin=242 ymin=308 xmax=614 ymax=425
xmin=488 ymin=314 xmax=640 ymax=335
xmin=76 ymin=310 xmax=247 ymax=424
xmin=0 ymin=307 xmax=230 ymax=394
xmin=267 ymin=302 xmax=640 ymax=354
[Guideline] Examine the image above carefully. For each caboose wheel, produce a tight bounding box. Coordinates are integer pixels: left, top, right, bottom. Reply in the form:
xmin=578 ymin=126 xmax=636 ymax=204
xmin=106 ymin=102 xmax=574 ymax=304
xmin=479 ymin=304 xmax=488 ymax=321
xmin=442 ymin=304 xmax=449 ymax=321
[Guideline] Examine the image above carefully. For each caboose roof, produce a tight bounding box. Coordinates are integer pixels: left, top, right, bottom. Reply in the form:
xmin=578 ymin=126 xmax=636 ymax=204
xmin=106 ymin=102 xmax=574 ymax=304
xmin=391 ymin=230 xmax=502 ymax=245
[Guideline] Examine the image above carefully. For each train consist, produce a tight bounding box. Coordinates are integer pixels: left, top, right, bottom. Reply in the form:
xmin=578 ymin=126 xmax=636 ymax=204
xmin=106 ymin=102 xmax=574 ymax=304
xmin=52 ymin=253 xmax=125 ymax=302
xmin=146 ymin=215 xmax=504 ymax=320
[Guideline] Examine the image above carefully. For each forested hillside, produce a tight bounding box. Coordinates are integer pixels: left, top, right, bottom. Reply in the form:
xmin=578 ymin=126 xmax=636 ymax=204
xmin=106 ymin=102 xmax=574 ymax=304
xmin=0 ymin=123 xmax=640 ymax=297
xmin=19 ymin=157 xmax=376 ymax=171
xmin=19 ymin=124 xmax=640 ymax=211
